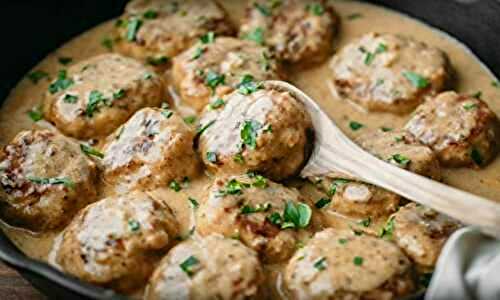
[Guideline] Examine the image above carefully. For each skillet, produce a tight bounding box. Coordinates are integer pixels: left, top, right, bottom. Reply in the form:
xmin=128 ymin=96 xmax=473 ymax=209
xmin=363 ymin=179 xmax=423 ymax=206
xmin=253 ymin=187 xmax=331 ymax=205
xmin=0 ymin=0 xmax=498 ymax=299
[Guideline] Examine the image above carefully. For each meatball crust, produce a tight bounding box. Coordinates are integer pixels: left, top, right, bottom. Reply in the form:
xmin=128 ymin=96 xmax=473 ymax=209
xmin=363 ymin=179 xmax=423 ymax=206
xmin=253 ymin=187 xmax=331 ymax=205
xmin=198 ymin=86 xmax=313 ymax=181
xmin=310 ymin=172 xmax=400 ymax=219
xmin=240 ymin=0 xmax=338 ymax=65
xmin=114 ymin=0 xmax=234 ymax=65
xmin=102 ymin=107 xmax=200 ymax=194
xmin=0 ymin=130 xmax=98 ymax=231
xmin=196 ymin=174 xmax=312 ymax=263
xmin=43 ymin=53 xmax=164 ymax=140
xmin=330 ymin=32 xmax=452 ymax=113
xmin=284 ymin=228 xmax=415 ymax=300
xmin=390 ymin=203 xmax=461 ymax=269
xmin=356 ymin=129 xmax=441 ymax=180
xmin=56 ymin=191 xmax=179 ymax=293
xmin=405 ymin=91 xmax=500 ymax=167
xmin=145 ymin=234 xmax=264 ymax=300
xmin=172 ymin=37 xmax=283 ymax=111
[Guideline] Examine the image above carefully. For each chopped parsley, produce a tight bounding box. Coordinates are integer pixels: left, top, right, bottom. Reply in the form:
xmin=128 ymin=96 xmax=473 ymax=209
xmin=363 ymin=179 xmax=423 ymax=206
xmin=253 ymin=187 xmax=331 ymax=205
xmin=237 ymin=74 xmax=263 ymax=95
xmin=241 ymin=120 xmax=262 ymax=149
xmin=220 ymin=179 xmax=250 ymax=195
xmin=80 ymin=144 xmax=104 ymax=159
xmin=314 ymin=197 xmax=331 ymax=209
xmin=390 ymin=154 xmax=411 ymax=167
xmin=349 ymin=121 xmax=364 ymax=131
xmin=233 ymin=153 xmax=245 ymax=164
xmin=492 ymin=80 xmax=500 ymax=88
xmin=188 ymin=197 xmax=199 ymax=209
xmin=281 ymin=201 xmax=312 ymax=229
xmin=196 ymin=120 xmax=215 ymax=136
xmin=471 ymin=148 xmax=483 ymax=166
xmin=63 ymin=94 xmax=78 ymax=104
xmin=191 ymin=47 xmax=205 ymax=60
xmin=243 ymin=27 xmax=265 ymax=45
xmin=146 ymin=56 xmax=169 ymax=66
xmin=463 ymin=103 xmax=478 ymax=111
xmin=209 ymin=98 xmax=225 ymax=110
xmin=240 ymin=202 xmax=271 ymax=214
xmin=179 ymin=256 xmax=200 ymax=277
xmin=128 ymin=219 xmax=141 ymax=232
xmin=27 ymin=176 xmax=75 ymax=189
xmin=358 ymin=217 xmax=371 ymax=227
xmin=206 ymin=151 xmax=217 ymax=163
xmin=144 ymin=72 xmax=154 ymax=80
xmin=126 ymin=17 xmax=143 ymax=42
xmin=169 ymin=180 xmax=182 ymax=192
xmin=254 ymin=2 xmax=271 ymax=16
xmin=306 ymin=3 xmax=325 ymax=16
xmin=143 ymin=9 xmax=158 ymax=19
xmin=182 ymin=116 xmax=196 ymax=125
xmin=205 ymin=70 xmax=225 ymax=93
xmin=379 ymin=216 xmax=395 ymax=239
xmin=101 ymin=37 xmax=114 ymax=50
xmin=27 ymin=106 xmax=43 ymax=122
xmin=471 ymin=91 xmax=482 ymax=99
xmin=327 ymin=178 xmax=351 ymax=197
xmin=353 ymin=256 xmax=364 ymax=266
xmin=251 ymin=174 xmax=268 ymax=188
xmin=381 ymin=127 xmax=393 ymax=132
xmin=338 ymin=238 xmax=348 ymax=245
xmin=49 ymin=70 xmax=74 ymax=94
xmin=347 ymin=13 xmax=363 ymax=20
xmin=403 ymin=71 xmax=429 ymax=89
xmin=86 ymin=90 xmax=108 ymax=117
xmin=58 ymin=57 xmax=73 ymax=65
xmin=113 ymin=89 xmax=126 ymax=100
xmin=27 ymin=70 xmax=49 ymax=84
xmin=362 ymin=43 xmax=387 ymax=66
xmin=260 ymin=51 xmax=272 ymax=71
xmin=200 ymin=31 xmax=215 ymax=44
xmin=313 ymin=257 xmax=327 ymax=271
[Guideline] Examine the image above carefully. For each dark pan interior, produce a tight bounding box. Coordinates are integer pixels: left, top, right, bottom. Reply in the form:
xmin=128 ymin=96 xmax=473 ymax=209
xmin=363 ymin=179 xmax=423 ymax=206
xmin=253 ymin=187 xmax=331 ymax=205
xmin=0 ymin=0 xmax=498 ymax=299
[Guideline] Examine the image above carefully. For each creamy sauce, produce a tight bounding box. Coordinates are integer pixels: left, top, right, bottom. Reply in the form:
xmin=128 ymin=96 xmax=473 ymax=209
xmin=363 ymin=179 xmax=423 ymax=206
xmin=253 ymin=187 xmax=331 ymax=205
xmin=0 ymin=0 xmax=499 ymax=297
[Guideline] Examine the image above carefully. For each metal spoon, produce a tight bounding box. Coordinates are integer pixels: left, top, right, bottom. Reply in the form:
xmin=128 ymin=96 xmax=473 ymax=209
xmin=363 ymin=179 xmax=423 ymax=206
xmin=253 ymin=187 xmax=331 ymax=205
xmin=266 ymin=80 xmax=500 ymax=238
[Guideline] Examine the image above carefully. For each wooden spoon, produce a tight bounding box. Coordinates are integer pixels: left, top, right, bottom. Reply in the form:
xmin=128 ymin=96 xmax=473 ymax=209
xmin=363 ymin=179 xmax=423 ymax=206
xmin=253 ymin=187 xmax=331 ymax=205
xmin=266 ymin=80 xmax=500 ymax=238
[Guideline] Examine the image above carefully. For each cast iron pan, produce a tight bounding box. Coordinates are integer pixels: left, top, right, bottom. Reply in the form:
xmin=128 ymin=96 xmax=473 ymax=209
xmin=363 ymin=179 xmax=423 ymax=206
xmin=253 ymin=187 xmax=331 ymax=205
xmin=0 ymin=1 xmax=499 ymax=299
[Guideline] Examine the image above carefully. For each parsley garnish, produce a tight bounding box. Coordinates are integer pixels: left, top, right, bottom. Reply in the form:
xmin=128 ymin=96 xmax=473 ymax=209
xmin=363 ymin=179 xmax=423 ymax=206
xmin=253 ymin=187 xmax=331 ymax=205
xmin=27 ymin=70 xmax=49 ymax=84
xmin=220 ymin=179 xmax=250 ymax=195
xmin=126 ymin=17 xmax=143 ymax=42
xmin=327 ymin=178 xmax=351 ymax=197
xmin=179 ymin=256 xmax=200 ymax=277
xmin=349 ymin=121 xmax=364 ymax=131
xmin=362 ymin=43 xmax=387 ymax=66
xmin=233 ymin=153 xmax=245 ymax=164
xmin=128 ymin=219 xmax=141 ymax=231
xmin=307 ymin=3 xmax=325 ymax=16
xmin=27 ymin=176 xmax=75 ymax=189
xmin=251 ymin=174 xmax=268 ymax=188
xmin=338 ymin=238 xmax=348 ymax=245
xmin=27 ymin=106 xmax=43 ymax=122
xmin=113 ymin=89 xmax=126 ymax=100
xmin=63 ymin=94 xmax=78 ymax=104
xmin=463 ymin=103 xmax=478 ymax=111
xmin=188 ymin=197 xmax=199 ymax=209
xmin=254 ymin=2 xmax=271 ymax=16
xmin=206 ymin=151 xmax=217 ymax=163
xmin=86 ymin=90 xmax=108 ymax=117
xmin=147 ymin=56 xmax=169 ymax=66
xmin=381 ymin=127 xmax=393 ymax=132
xmin=58 ymin=57 xmax=73 ymax=65
xmin=169 ymin=180 xmax=182 ymax=192
xmin=209 ymin=98 xmax=225 ymax=110
xmin=358 ymin=217 xmax=371 ymax=227
xmin=353 ymin=256 xmax=364 ymax=266
xmin=379 ymin=216 xmax=395 ymax=239
xmin=191 ymin=47 xmax=205 ymax=60
xmin=80 ymin=144 xmax=104 ymax=159
xmin=183 ymin=116 xmax=196 ymax=124
xmin=243 ymin=27 xmax=265 ymax=45
xmin=101 ymin=37 xmax=113 ymax=50
xmin=313 ymin=257 xmax=327 ymax=271
xmin=314 ymin=197 xmax=331 ymax=209
xmin=49 ymin=70 xmax=74 ymax=94
xmin=196 ymin=120 xmax=215 ymax=136
xmin=241 ymin=120 xmax=262 ymax=149
xmin=281 ymin=201 xmax=312 ymax=229
xmin=471 ymin=148 xmax=483 ymax=166
xmin=471 ymin=91 xmax=482 ymax=99
xmin=403 ymin=71 xmax=429 ymax=89
xmin=492 ymin=80 xmax=500 ymax=88
xmin=200 ymin=31 xmax=215 ymax=44
xmin=240 ymin=202 xmax=271 ymax=214
xmin=143 ymin=10 xmax=158 ymax=19
xmin=390 ymin=154 xmax=411 ymax=167
xmin=237 ymin=74 xmax=263 ymax=95
xmin=205 ymin=71 xmax=225 ymax=93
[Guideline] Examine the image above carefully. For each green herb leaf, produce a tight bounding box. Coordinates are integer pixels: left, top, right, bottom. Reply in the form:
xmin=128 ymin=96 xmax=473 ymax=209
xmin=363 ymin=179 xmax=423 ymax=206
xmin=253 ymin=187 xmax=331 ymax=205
xmin=147 ymin=56 xmax=169 ymax=66
xmin=243 ymin=27 xmax=265 ymax=45
xmin=27 ymin=176 xmax=75 ymax=189
xmin=196 ymin=120 xmax=215 ymax=136
xmin=282 ymin=201 xmax=312 ymax=229
xmin=267 ymin=212 xmax=282 ymax=226
xmin=338 ymin=238 xmax=348 ymax=245
xmin=188 ymin=197 xmax=199 ymax=209
xmin=241 ymin=120 xmax=262 ymax=150
xmin=252 ymin=175 xmax=268 ymax=188
xmin=86 ymin=90 xmax=108 ymax=117
xmin=471 ymin=91 xmax=482 ymax=99
xmin=200 ymin=31 xmax=215 ymax=44
xmin=126 ymin=18 xmax=143 ymax=42
xmin=192 ymin=47 xmax=205 ymax=60
xmin=63 ymin=94 xmax=78 ymax=104
xmin=403 ymin=71 xmax=429 ymax=89
xmin=221 ymin=179 xmax=250 ymax=195
xmin=379 ymin=216 xmax=395 ymax=239
xmin=349 ymin=121 xmax=364 ymax=131
xmin=390 ymin=154 xmax=411 ymax=167
xmin=240 ymin=202 xmax=271 ymax=214
xmin=183 ymin=115 xmax=196 ymax=124
xmin=27 ymin=70 xmax=49 ymax=84
xmin=315 ymin=197 xmax=331 ymax=209
xmin=463 ymin=103 xmax=478 ymax=111
xmin=143 ymin=9 xmax=158 ymax=19
xmin=237 ymin=74 xmax=263 ymax=95
xmin=492 ymin=80 xmax=500 ymax=88
xmin=179 ymin=256 xmax=200 ymax=277
xmin=205 ymin=70 xmax=225 ymax=93
xmin=49 ymin=70 xmax=74 ymax=94
xmin=254 ymin=2 xmax=271 ymax=16
xmin=169 ymin=180 xmax=182 ymax=192
xmin=27 ymin=107 xmax=44 ymax=122
xmin=80 ymin=144 xmax=104 ymax=159
xmin=471 ymin=148 xmax=483 ymax=166
xmin=381 ymin=127 xmax=393 ymax=132
xmin=101 ymin=37 xmax=113 ymax=50
xmin=113 ymin=89 xmax=126 ymax=100
xmin=353 ymin=256 xmax=364 ymax=266
xmin=363 ymin=43 xmax=387 ymax=65
xmin=58 ymin=57 xmax=73 ymax=65
xmin=128 ymin=219 xmax=141 ymax=231
xmin=313 ymin=257 xmax=327 ymax=271
xmin=233 ymin=153 xmax=245 ymax=164
xmin=358 ymin=217 xmax=371 ymax=227
xmin=206 ymin=151 xmax=217 ymax=163
xmin=209 ymin=98 xmax=225 ymax=110
xmin=306 ymin=3 xmax=325 ymax=16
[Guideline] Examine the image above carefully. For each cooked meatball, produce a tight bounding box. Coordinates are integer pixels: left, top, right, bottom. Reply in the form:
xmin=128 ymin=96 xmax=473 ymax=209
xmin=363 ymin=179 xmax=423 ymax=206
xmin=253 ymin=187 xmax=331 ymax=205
xmin=0 ymin=130 xmax=98 ymax=231
xmin=390 ymin=203 xmax=461 ymax=269
xmin=102 ymin=107 xmax=200 ymax=194
xmin=198 ymin=86 xmax=313 ymax=181
xmin=310 ymin=172 xmax=400 ymax=219
xmin=196 ymin=174 xmax=312 ymax=263
xmin=284 ymin=228 xmax=415 ymax=300
xmin=114 ymin=0 xmax=234 ymax=65
xmin=56 ymin=191 xmax=179 ymax=293
xmin=357 ymin=129 xmax=441 ymax=180
xmin=172 ymin=37 xmax=282 ymax=111
xmin=405 ymin=91 xmax=500 ymax=167
xmin=145 ymin=234 xmax=264 ymax=300
xmin=240 ymin=0 xmax=338 ymax=65
xmin=43 ymin=53 xmax=164 ymax=139
xmin=330 ymin=32 xmax=452 ymax=113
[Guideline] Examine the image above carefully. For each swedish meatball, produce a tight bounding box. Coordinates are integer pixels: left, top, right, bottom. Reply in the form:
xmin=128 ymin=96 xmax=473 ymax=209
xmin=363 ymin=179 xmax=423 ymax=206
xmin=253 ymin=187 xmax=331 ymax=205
xmin=145 ymin=234 xmax=264 ymax=300
xmin=102 ymin=107 xmax=200 ymax=194
xmin=310 ymin=172 xmax=400 ymax=219
xmin=330 ymin=32 xmax=452 ymax=113
xmin=0 ymin=130 xmax=97 ymax=231
xmin=114 ymin=0 xmax=234 ymax=65
xmin=357 ymin=129 xmax=441 ymax=180
xmin=390 ymin=203 xmax=461 ymax=269
xmin=196 ymin=174 xmax=312 ymax=263
xmin=43 ymin=54 xmax=164 ymax=139
xmin=284 ymin=228 xmax=415 ymax=300
xmin=198 ymin=86 xmax=312 ymax=181
xmin=172 ymin=37 xmax=282 ymax=111
xmin=405 ymin=91 xmax=500 ymax=167
xmin=240 ymin=0 xmax=338 ymax=65
xmin=56 ymin=191 xmax=178 ymax=293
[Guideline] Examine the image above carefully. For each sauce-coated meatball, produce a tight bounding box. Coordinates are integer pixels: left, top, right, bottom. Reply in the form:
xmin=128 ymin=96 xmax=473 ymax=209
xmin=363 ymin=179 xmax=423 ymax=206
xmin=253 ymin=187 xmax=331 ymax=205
xmin=172 ymin=37 xmax=282 ymax=111
xmin=198 ymin=86 xmax=312 ymax=181
xmin=196 ymin=174 xmax=313 ymax=263
xmin=43 ymin=54 xmax=165 ymax=139
xmin=284 ymin=228 xmax=415 ymax=300
xmin=240 ymin=0 xmax=338 ymax=65
xmin=0 ymin=130 xmax=98 ymax=231
xmin=330 ymin=32 xmax=452 ymax=113
xmin=56 ymin=191 xmax=179 ymax=293
xmin=114 ymin=0 xmax=234 ymax=65
xmin=102 ymin=107 xmax=200 ymax=194
xmin=405 ymin=91 xmax=500 ymax=167
xmin=145 ymin=234 xmax=264 ymax=300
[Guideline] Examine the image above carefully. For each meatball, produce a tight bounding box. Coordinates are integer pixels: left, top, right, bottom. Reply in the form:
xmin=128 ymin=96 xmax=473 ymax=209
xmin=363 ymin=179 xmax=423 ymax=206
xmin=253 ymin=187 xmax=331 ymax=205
xmin=198 ymin=86 xmax=313 ymax=181
xmin=330 ymin=32 xmax=452 ymax=113
xmin=240 ymin=0 xmax=338 ymax=65
xmin=284 ymin=228 xmax=415 ymax=300
xmin=405 ymin=91 xmax=500 ymax=167
xmin=145 ymin=234 xmax=264 ymax=300
xmin=172 ymin=37 xmax=282 ymax=111
xmin=310 ymin=172 xmax=400 ymax=219
xmin=102 ymin=107 xmax=200 ymax=194
xmin=43 ymin=53 xmax=164 ymax=139
xmin=0 ymin=130 xmax=98 ymax=231
xmin=56 ymin=191 xmax=179 ymax=293
xmin=196 ymin=174 xmax=312 ymax=263
xmin=356 ymin=129 xmax=441 ymax=180
xmin=390 ymin=203 xmax=461 ymax=269
xmin=114 ymin=0 xmax=234 ymax=65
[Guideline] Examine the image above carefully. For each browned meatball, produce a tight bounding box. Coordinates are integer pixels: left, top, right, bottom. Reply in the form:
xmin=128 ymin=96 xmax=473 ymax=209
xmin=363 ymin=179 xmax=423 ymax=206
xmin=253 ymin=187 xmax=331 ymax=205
xmin=114 ymin=0 xmax=234 ymax=66
xmin=43 ymin=54 xmax=165 ymax=139
xmin=198 ymin=85 xmax=313 ymax=181
xmin=0 ymin=130 xmax=98 ymax=231
xmin=102 ymin=107 xmax=200 ymax=194
xmin=356 ymin=129 xmax=442 ymax=180
xmin=145 ymin=234 xmax=264 ymax=300
xmin=405 ymin=91 xmax=500 ymax=167
xmin=330 ymin=32 xmax=452 ymax=113
xmin=172 ymin=37 xmax=282 ymax=111
xmin=284 ymin=228 xmax=415 ymax=300
xmin=196 ymin=174 xmax=313 ymax=263
xmin=389 ymin=203 xmax=462 ymax=269
xmin=240 ymin=0 xmax=338 ymax=65
xmin=56 ymin=191 xmax=179 ymax=293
